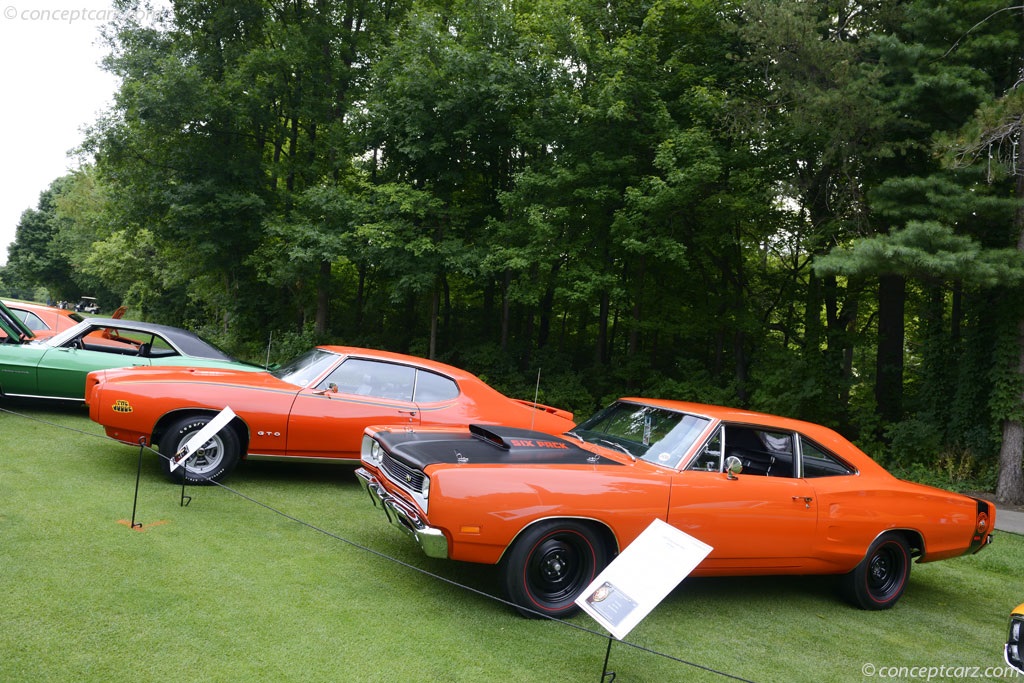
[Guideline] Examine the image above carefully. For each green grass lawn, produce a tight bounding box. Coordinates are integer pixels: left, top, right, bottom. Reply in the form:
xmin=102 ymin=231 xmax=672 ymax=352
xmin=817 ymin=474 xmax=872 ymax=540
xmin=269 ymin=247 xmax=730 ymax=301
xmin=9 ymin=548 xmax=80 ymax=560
xmin=2 ymin=404 xmax=1021 ymax=682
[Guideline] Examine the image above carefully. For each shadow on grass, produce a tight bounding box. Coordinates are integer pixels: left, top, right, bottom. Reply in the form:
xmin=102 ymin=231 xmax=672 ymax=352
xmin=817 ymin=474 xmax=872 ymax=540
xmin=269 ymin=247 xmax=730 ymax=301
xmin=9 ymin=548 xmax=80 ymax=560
xmin=236 ymin=459 xmax=363 ymax=487
xmin=671 ymin=573 xmax=841 ymax=606
xmin=0 ymin=396 xmax=92 ymax=413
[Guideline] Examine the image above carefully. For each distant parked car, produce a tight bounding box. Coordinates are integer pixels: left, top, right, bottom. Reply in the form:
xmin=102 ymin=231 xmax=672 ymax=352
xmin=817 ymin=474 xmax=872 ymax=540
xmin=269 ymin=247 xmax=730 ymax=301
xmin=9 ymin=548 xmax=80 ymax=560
xmin=0 ymin=300 xmax=260 ymax=403
xmin=75 ymin=296 xmax=101 ymax=314
xmin=1008 ymin=603 xmax=1024 ymax=673
xmin=86 ymin=346 xmax=576 ymax=485
xmin=1 ymin=300 xmax=84 ymax=339
xmin=357 ymin=398 xmax=995 ymax=617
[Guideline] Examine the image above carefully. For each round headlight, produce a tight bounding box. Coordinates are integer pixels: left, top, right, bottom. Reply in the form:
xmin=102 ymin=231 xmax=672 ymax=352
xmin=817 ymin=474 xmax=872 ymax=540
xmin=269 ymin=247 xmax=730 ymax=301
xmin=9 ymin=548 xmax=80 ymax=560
xmin=369 ymin=440 xmax=382 ymax=465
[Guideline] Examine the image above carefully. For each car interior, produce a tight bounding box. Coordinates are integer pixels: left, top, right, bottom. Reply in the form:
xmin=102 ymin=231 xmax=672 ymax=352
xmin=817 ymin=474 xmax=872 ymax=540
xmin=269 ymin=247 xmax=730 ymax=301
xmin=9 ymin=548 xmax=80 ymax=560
xmin=689 ymin=424 xmax=856 ymax=478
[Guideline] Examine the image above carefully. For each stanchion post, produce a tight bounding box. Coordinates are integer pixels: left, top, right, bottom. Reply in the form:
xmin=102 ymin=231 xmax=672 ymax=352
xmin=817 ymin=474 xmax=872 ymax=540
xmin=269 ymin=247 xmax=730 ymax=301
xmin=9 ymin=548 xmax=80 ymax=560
xmin=600 ymin=634 xmax=616 ymax=682
xmin=130 ymin=437 xmax=145 ymax=529
xmin=179 ymin=467 xmax=191 ymax=507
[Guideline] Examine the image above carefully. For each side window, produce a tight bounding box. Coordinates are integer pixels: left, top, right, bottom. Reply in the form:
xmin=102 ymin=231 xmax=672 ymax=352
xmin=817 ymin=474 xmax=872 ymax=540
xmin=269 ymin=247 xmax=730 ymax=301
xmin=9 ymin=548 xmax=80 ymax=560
xmin=688 ymin=427 xmax=723 ymax=472
xmin=413 ymin=370 xmax=459 ymax=403
xmin=722 ymin=425 xmax=795 ymax=477
xmin=13 ymin=310 xmax=48 ymax=331
xmin=70 ymin=326 xmax=147 ymax=355
xmin=146 ymin=334 xmax=178 ymax=358
xmin=800 ymin=436 xmax=856 ymax=477
xmin=318 ymin=358 xmax=416 ymax=402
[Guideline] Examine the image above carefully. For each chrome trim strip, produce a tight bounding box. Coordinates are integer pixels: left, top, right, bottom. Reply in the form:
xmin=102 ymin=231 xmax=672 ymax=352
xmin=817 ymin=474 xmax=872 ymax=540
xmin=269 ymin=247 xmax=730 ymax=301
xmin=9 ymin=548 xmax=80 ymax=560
xmin=245 ymin=453 xmax=360 ymax=464
xmin=355 ymin=468 xmax=448 ymax=559
xmin=2 ymin=391 xmax=83 ymax=402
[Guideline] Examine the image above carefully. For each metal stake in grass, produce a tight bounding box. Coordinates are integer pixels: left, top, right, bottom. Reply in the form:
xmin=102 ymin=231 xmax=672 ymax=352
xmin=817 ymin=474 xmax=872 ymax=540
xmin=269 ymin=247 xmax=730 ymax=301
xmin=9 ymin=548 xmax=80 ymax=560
xmin=130 ymin=437 xmax=146 ymax=528
xmin=600 ymin=634 xmax=616 ymax=682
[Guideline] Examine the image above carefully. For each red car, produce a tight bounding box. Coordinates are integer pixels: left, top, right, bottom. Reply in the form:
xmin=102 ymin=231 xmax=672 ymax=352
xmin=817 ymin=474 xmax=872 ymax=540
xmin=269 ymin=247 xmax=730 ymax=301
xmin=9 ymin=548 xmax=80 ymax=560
xmin=1 ymin=300 xmax=83 ymax=339
xmin=356 ymin=398 xmax=995 ymax=617
xmin=86 ymin=346 xmax=575 ymax=485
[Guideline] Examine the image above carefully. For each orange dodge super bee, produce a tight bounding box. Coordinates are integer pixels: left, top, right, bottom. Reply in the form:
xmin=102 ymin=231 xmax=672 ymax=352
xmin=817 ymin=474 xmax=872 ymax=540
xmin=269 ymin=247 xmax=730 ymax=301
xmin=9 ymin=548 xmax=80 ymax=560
xmin=356 ymin=398 xmax=995 ymax=618
xmin=86 ymin=346 xmax=574 ymax=485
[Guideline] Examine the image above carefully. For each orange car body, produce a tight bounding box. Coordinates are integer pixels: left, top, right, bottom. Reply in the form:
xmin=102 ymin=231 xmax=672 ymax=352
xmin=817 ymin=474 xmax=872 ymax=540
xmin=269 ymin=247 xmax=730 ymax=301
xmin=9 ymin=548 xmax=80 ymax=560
xmin=356 ymin=398 xmax=994 ymax=616
xmin=1 ymin=300 xmax=83 ymax=339
xmin=86 ymin=346 xmax=574 ymax=483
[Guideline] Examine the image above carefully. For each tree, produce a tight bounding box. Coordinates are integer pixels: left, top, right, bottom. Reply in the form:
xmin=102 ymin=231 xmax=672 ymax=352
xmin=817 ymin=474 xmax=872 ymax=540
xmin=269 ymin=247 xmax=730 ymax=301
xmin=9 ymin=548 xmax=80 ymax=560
xmin=6 ymin=176 xmax=83 ymax=301
xmin=947 ymin=72 xmax=1024 ymax=504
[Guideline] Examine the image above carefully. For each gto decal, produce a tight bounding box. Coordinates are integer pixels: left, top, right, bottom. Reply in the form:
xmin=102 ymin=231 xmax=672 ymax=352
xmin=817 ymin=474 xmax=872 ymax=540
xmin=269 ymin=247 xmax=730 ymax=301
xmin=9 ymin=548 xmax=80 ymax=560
xmin=112 ymin=399 xmax=133 ymax=413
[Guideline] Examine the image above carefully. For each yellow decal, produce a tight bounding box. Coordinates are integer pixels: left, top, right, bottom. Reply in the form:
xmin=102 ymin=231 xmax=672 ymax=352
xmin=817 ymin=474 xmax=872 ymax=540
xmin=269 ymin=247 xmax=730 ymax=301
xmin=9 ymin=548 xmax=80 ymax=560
xmin=112 ymin=399 xmax=133 ymax=414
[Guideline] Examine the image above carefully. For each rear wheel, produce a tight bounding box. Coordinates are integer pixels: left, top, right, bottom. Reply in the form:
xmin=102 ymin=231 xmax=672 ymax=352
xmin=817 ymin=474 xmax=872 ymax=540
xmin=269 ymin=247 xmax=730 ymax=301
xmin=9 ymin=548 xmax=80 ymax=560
xmin=841 ymin=533 xmax=911 ymax=610
xmin=158 ymin=415 xmax=241 ymax=485
xmin=500 ymin=520 xmax=610 ymax=618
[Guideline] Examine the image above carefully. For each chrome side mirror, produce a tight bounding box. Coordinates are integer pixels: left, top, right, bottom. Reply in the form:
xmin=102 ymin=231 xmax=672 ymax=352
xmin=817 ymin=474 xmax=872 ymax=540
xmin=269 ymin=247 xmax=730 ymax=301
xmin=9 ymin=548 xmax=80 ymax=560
xmin=314 ymin=382 xmax=339 ymax=397
xmin=725 ymin=455 xmax=743 ymax=479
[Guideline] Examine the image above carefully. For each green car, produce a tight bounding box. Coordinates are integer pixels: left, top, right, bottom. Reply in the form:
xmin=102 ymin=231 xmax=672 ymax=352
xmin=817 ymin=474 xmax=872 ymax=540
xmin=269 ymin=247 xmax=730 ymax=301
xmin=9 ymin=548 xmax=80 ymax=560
xmin=0 ymin=300 xmax=260 ymax=402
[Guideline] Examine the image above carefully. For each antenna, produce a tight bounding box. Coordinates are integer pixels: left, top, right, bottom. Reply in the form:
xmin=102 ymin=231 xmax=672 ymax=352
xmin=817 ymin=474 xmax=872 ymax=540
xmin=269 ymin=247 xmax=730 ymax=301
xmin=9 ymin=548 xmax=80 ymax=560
xmin=531 ymin=367 xmax=541 ymax=431
xmin=265 ymin=331 xmax=273 ymax=369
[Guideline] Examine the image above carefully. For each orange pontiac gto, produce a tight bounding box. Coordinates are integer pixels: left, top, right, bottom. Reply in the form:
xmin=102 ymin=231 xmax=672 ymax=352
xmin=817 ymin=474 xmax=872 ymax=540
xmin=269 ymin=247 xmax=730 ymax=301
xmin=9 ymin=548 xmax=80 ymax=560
xmin=86 ymin=346 xmax=574 ymax=485
xmin=356 ymin=398 xmax=995 ymax=617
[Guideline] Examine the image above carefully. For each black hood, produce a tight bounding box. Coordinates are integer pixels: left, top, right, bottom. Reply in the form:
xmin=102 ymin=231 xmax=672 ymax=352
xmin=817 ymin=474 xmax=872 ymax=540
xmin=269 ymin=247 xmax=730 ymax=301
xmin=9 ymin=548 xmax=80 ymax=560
xmin=376 ymin=424 xmax=623 ymax=470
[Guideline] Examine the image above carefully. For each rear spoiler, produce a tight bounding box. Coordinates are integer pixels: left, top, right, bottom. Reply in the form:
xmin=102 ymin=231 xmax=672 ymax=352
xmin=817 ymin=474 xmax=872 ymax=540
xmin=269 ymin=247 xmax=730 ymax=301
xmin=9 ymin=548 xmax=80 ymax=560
xmin=511 ymin=398 xmax=573 ymax=422
xmin=0 ymin=300 xmax=36 ymax=342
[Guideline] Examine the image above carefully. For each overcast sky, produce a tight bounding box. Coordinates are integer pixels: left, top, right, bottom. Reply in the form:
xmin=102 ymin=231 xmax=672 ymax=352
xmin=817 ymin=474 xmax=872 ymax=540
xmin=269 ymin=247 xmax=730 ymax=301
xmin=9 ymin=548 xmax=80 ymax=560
xmin=0 ymin=1 xmax=123 ymax=265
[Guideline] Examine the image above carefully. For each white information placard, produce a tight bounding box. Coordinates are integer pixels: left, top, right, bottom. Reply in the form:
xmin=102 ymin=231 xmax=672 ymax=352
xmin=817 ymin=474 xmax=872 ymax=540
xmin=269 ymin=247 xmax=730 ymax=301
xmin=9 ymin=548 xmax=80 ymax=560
xmin=576 ymin=518 xmax=712 ymax=640
xmin=170 ymin=407 xmax=236 ymax=472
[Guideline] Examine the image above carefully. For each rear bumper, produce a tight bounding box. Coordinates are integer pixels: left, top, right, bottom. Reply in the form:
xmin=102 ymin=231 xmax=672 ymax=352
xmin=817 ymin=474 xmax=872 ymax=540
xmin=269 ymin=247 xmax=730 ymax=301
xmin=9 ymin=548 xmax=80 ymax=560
xmin=968 ymin=498 xmax=996 ymax=554
xmin=355 ymin=467 xmax=448 ymax=559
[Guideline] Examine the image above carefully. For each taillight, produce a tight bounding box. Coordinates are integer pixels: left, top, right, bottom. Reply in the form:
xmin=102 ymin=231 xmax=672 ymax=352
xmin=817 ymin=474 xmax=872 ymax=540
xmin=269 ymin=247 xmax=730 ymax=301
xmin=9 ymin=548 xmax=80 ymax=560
xmin=976 ymin=511 xmax=989 ymax=536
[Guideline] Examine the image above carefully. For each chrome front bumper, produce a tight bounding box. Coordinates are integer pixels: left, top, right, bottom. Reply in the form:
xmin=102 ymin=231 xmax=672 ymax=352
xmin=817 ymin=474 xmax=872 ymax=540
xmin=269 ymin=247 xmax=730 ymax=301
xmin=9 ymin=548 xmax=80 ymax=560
xmin=355 ymin=467 xmax=449 ymax=559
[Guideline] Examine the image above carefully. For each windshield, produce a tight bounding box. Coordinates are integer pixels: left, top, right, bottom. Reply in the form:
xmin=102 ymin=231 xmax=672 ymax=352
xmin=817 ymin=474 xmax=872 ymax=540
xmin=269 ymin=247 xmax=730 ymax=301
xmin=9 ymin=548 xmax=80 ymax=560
xmin=571 ymin=401 xmax=712 ymax=468
xmin=43 ymin=320 xmax=93 ymax=347
xmin=271 ymin=348 xmax=339 ymax=387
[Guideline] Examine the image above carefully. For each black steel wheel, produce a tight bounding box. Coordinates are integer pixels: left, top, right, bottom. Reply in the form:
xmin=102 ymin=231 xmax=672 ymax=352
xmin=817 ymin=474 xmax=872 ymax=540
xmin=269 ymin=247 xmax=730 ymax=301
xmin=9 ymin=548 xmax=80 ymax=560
xmin=500 ymin=520 xmax=610 ymax=618
xmin=841 ymin=533 xmax=911 ymax=610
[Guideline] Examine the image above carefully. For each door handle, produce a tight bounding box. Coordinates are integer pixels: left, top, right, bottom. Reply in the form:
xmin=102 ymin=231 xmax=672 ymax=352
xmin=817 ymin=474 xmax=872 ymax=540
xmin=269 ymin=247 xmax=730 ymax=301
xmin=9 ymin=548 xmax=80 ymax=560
xmin=398 ymin=409 xmax=417 ymax=417
xmin=792 ymin=496 xmax=813 ymax=509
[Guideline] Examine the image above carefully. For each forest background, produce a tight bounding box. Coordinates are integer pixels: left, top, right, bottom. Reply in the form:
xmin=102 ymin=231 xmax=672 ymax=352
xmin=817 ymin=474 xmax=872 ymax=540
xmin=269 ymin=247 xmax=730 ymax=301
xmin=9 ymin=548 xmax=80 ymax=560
xmin=3 ymin=0 xmax=1024 ymax=504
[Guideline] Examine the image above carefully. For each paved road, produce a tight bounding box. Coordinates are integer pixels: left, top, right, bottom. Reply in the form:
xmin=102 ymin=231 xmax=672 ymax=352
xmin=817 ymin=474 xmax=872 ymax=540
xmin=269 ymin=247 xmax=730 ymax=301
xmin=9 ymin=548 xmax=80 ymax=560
xmin=996 ymin=504 xmax=1024 ymax=535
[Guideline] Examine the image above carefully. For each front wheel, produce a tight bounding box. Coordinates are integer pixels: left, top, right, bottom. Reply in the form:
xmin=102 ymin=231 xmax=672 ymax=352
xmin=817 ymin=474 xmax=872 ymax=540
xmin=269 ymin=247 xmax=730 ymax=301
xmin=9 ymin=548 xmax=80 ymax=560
xmin=841 ymin=533 xmax=911 ymax=610
xmin=500 ymin=520 xmax=610 ymax=619
xmin=158 ymin=415 xmax=241 ymax=485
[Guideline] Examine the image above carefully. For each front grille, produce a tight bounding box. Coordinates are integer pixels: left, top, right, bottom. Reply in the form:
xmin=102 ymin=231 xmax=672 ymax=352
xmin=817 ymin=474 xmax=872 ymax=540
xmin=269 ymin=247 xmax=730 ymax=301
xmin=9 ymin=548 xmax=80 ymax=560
xmin=381 ymin=452 xmax=426 ymax=493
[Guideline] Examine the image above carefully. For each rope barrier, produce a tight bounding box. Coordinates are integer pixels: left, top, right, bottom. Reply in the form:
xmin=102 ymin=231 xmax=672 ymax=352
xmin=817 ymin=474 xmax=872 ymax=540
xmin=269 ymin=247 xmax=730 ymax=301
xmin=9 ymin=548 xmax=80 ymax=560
xmin=1 ymin=404 xmax=759 ymax=683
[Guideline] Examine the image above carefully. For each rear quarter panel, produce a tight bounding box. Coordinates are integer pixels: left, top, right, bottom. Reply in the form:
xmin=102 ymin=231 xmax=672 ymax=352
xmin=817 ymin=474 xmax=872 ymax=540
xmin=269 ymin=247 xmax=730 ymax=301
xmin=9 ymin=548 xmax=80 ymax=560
xmin=90 ymin=370 xmax=298 ymax=455
xmin=417 ymin=379 xmax=575 ymax=436
xmin=809 ymin=474 xmax=982 ymax=564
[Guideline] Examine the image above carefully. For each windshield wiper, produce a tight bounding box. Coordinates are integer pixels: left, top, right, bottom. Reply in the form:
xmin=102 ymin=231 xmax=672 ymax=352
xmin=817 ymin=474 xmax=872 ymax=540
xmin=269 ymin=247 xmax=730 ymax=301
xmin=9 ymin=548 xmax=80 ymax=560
xmin=565 ymin=430 xmax=584 ymax=443
xmin=597 ymin=439 xmax=635 ymax=460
